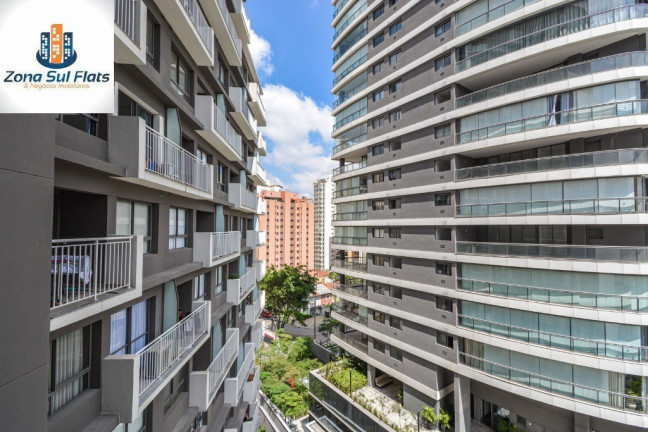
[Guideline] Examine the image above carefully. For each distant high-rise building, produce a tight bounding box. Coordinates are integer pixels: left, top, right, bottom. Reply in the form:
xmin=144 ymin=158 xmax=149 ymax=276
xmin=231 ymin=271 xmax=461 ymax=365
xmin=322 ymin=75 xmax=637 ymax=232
xmin=259 ymin=188 xmax=314 ymax=269
xmin=313 ymin=175 xmax=334 ymax=270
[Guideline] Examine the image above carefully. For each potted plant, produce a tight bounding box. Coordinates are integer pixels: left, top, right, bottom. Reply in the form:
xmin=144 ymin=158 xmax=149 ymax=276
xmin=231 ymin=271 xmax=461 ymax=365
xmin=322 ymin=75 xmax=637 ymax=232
xmin=421 ymin=406 xmax=437 ymax=429
xmin=438 ymin=408 xmax=452 ymax=431
xmin=229 ymin=273 xmax=240 ymax=279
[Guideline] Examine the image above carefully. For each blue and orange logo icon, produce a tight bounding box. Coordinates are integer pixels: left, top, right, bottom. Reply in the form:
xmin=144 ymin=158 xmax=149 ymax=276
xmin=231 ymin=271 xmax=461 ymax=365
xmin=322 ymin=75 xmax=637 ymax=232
xmin=37 ymin=24 xmax=77 ymax=69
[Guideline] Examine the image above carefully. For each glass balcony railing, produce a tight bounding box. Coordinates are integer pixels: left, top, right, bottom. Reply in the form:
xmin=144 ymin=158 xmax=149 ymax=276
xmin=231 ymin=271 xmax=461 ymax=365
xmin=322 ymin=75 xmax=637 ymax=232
xmin=333 ymin=0 xmax=350 ymax=19
xmin=457 ymin=100 xmax=648 ymax=145
xmin=457 ymin=197 xmax=648 ymax=217
xmin=331 ymin=258 xmax=367 ymax=273
xmin=456 ymin=0 xmax=540 ymax=36
xmin=460 ymin=352 xmax=648 ymax=413
xmin=459 ymin=314 xmax=648 ymax=362
xmin=457 ymin=241 xmax=648 ymax=263
xmin=333 ymin=185 xmax=367 ymax=198
xmin=332 ymin=134 xmax=368 ymax=155
xmin=458 ymin=278 xmax=648 ymax=312
xmin=332 ymin=236 xmax=368 ymax=246
xmin=331 ymin=283 xmax=368 ymax=299
xmin=333 ymin=1 xmax=367 ymax=41
xmin=457 ymin=5 xmax=648 ymax=72
xmin=333 ymin=80 xmax=368 ymax=109
xmin=455 ymin=148 xmax=648 ymax=181
xmin=333 ymin=107 xmax=367 ymax=131
xmin=333 ymin=160 xmax=367 ymax=176
xmin=333 ymin=29 xmax=368 ymax=64
xmin=333 ymin=54 xmax=368 ymax=86
xmin=457 ymin=52 xmax=648 ymax=108
xmin=333 ymin=211 xmax=368 ymax=221
xmin=332 ymin=304 xmax=368 ymax=326
xmin=332 ymin=329 xmax=368 ymax=354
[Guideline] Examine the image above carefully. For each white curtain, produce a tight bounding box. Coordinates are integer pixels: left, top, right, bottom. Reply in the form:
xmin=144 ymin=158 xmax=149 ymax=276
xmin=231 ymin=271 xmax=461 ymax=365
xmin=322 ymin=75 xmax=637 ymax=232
xmin=131 ymin=300 xmax=148 ymax=353
xmin=51 ymin=328 xmax=84 ymax=413
xmin=110 ymin=310 xmax=127 ymax=354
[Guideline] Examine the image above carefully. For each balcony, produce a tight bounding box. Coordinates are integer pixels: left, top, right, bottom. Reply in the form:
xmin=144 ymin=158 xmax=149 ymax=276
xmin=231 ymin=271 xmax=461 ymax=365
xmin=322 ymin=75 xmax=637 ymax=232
xmin=253 ymin=260 xmax=266 ymax=282
xmin=457 ymin=197 xmax=648 ymax=218
xmin=109 ymin=116 xmax=213 ymax=200
xmin=50 ymin=236 xmax=143 ymax=331
xmin=332 ymin=236 xmax=367 ymax=246
xmin=243 ymin=403 xmax=261 ymax=432
xmin=189 ymin=328 xmax=239 ymax=411
xmin=245 ymin=290 xmax=265 ymax=325
xmin=456 ymin=148 xmax=648 ymax=181
xmin=102 ymin=301 xmax=211 ymax=422
xmin=257 ymin=196 xmax=266 ymax=215
xmin=331 ymin=283 xmax=368 ymax=300
xmin=243 ymin=367 xmax=261 ymax=404
xmin=457 ymin=241 xmax=648 ymax=263
xmin=226 ymin=267 xmax=256 ymax=304
xmin=153 ymin=0 xmax=213 ymax=65
xmin=252 ymin=321 xmax=264 ymax=349
xmin=228 ymin=183 xmax=258 ymax=213
xmin=256 ymin=130 xmax=267 ymax=156
xmin=224 ymin=342 xmax=255 ymax=405
xmin=247 ymin=156 xmax=268 ymax=186
xmin=333 ymin=184 xmax=367 ymax=199
xmin=457 ymin=101 xmax=648 ymax=146
xmin=246 ymin=230 xmax=266 ymax=248
xmin=229 ymin=87 xmax=257 ymax=140
xmin=247 ymin=82 xmax=267 ymax=126
xmin=332 ymin=160 xmax=366 ymax=176
xmin=195 ymin=95 xmax=243 ymax=162
xmin=193 ymin=231 xmax=241 ymax=267
xmin=114 ymin=0 xmax=147 ymax=64
xmin=331 ymin=257 xmax=367 ymax=273
xmin=333 ymin=210 xmax=367 ymax=221
xmin=231 ymin=0 xmax=251 ymax=44
xmin=200 ymin=0 xmax=242 ymax=66
xmin=331 ymin=329 xmax=368 ymax=355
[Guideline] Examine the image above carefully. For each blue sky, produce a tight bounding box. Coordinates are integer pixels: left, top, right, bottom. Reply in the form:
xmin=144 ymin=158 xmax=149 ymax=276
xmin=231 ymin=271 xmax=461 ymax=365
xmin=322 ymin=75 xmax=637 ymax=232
xmin=246 ymin=0 xmax=338 ymax=196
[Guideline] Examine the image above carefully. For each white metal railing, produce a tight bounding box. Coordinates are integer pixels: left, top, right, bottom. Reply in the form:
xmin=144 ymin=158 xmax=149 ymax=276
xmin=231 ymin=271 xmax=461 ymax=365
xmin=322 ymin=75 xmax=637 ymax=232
xmin=212 ymin=231 xmax=241 ymax=261
xmin=246 ymin=291 xmax=265 ymax=324
xmin=258 ymin=231 xmax=266 ymax=246
xmin=252 ymin=321 xmax=263 ymax=349
xmin=144 ymin=126 xmax=211 ymax=192
xmin=230 ymin=184 xmax=258 ymax=211
xmin=243 ymin=403 xmax=260 ymax=432
xmin=236 ymin=344 xmax=255 ymax=400
xmin=238 ymin=267 xmax=256 ymax=302
xmin=115 ymin=0 xmax=139 ymax=43
xmin=217 ymin=0 xmax=242 ymax=59
xmin=180 ymin=0 xmax=213 ymax=54
xmin=51 ymin=236 xmax=133 ymax=309
xmin=257 ymin=130 xmax=267 ymax=153
xmin=138 ymin=303 xmax=209 ymax=398
xmin=248 ymin=110 xmax=258 ymax=135
xmin=208 ymin=328 xmax=239 ymax=400
xmin=254 ymin=260 xmax=266 ymax=281
xmin=213 ymin=104 xmax=243 ymax=157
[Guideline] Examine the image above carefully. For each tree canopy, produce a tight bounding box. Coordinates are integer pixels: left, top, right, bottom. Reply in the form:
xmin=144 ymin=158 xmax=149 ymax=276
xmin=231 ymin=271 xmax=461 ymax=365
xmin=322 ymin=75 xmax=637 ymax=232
xmin=259 ymin=265 xmax=317 ymax=329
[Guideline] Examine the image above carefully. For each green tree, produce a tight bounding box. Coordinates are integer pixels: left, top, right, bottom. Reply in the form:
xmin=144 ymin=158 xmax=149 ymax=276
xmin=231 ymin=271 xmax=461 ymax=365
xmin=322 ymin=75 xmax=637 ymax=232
xmin=318 ymin=316 xmax=339 ymax=338
xmin=328 ymin=272 xmax=340 ymax=281
xmin=260 ymin=265 xmax=317 ymax=329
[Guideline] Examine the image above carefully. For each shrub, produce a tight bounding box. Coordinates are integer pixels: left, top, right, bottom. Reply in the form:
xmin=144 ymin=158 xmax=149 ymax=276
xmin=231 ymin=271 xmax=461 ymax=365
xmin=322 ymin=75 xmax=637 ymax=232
xmin=421 ymin=407 xmax=437 ymax=425
xmin=328 ymin=367 xmax=367 ymax=393
xmin=438 ymin=408 xmax=452 ymax=431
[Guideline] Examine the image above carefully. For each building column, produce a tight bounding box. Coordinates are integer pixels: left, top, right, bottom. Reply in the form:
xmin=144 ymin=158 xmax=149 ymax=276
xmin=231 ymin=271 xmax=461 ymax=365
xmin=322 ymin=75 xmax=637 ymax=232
xmin=574 ymin=412 xmax=589 ymax=432
xmin=454 ymin=374 xmax=471 ymax=432
xmin=367 ymin=364 xmax=375 ymax=387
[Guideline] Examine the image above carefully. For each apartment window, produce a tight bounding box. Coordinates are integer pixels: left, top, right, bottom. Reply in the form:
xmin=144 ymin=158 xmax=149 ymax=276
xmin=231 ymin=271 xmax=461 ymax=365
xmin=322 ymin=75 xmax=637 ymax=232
xmin=389 ymin=0 xmax=401 ymax=5
xmin=215 ymin=266 xmax=223 ymax=294
xmin=113 ymin=409 xmax=148 ymax=432
xmin=435 ymin=54 xmax=451 ymax=71
xmin=436 ymin=263 xmax=452 ymax=276
xmin=373 ymin=62 xmax=384 ymax=75
xmin=194 ymin=274 xmax=206 ymax=300
xmin=117 ymin=201 xmax=153 ymax=253
xmin=373 ymin=4 xmax=385 ymax=19
xmin=146 ymin=17 xmax=159 ymax=66
xmin=389 ymin=286 xmax=402 ymax=299
xmin=436 ymin=332 xmax=453 ymax=348
xmin=373 ymin=310 xmax=386 ymax=324
xmin=436 ymin=297 xmax=453 ymax=312
xmin=49 ymin=326 xmax=91 ymax=415
xmin=110 ymin=300 xmax=149 ymax=355
xmin=389 ymin=316 xmax=402 ymax=330
xmin=216 ymin=162 xmax=227 ymax=192
xmin=372 ymin=283 xmax=387 ymax=294
xmin=373 ymin=228 xmax=385 ymax=238
xmin=389 ymin=228 xmax=401 ymax=238
xmin=390 ymin=345 xmax=403 ymax=361
xmin=389 ymin=51 xmax=402 ymax=66
xmin=389 ymin=80 xmax=402 ymax=94
xmin=170 ymin=52 xmax=192 ymax=101
xmin=56 ymin=114 xmax=99 ymax=136
xmin=435 ymin=193 xmax=451 ymax=206
xmin=372 ymin=117 xmax=385 ymax=129
xmin=374 ymin=255 xmax=386 ymax=266
xmin=588 ymin=227 xmax=604 ymax=240
xmin=373 ymin=339 xmax=385 ymax=352
xmin=435 ymin=20 xmax=451 ymax=37
xmin=389 ymin=110 xmax=401 ymax=122
xmin=169 ymin=207 xmax=189 ymax=249
xmin=373 ymin=33 xmax=385 ymax=47
xmin=118 ymin=91 xmax=154 ymax=127
xmin=217 ymin=59 xmax=226 ymax=85
xmin=388 ymin=169 xmax=401 ymax=180
xmin=163 ymin=369 xmax=185 ymax=412
xmin=372 ymin=200 xmax=385 ymax=210
xmin=372 ymin=144 xmax=385 ymax=156
xmin=435 ymin=88 xmax=451 ymax=104
xmin=390 ymin=140 xmax=401 ymax=151
xmin=435 ymin=124 xmax=451 ymax=138
xmin=372 ymin=172 xmax=384 ymax=183
xmin=388 ymin=199 xmax=401 ymax=209
xmin=390 ymin=256 xmax=402 ymax=269
xmin=372 ymin=89 xmax=385 ymax=102
xmin=389 ymin=21 xmax=402 ymax=36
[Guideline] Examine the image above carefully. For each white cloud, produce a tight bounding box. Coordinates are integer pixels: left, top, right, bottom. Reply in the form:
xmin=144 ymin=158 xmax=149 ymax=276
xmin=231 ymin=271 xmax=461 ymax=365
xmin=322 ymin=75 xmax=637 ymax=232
xmin=249 ymin=28 xmax=273 ymax=77
xmin=261 ymin=84 xmax=336 ymax=197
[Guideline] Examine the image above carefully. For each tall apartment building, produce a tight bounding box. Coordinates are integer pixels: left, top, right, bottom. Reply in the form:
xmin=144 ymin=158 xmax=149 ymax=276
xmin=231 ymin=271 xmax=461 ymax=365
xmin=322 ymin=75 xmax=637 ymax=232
xmin=0 ymin=0 xmax=268 ymax=430
xmin=314 ymin=175 xmax=335 ymax=270
xmin=258 ymin=188 xmax=315 ymax=269
xmin=313 ymin=1 xmax=648 ymax=432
